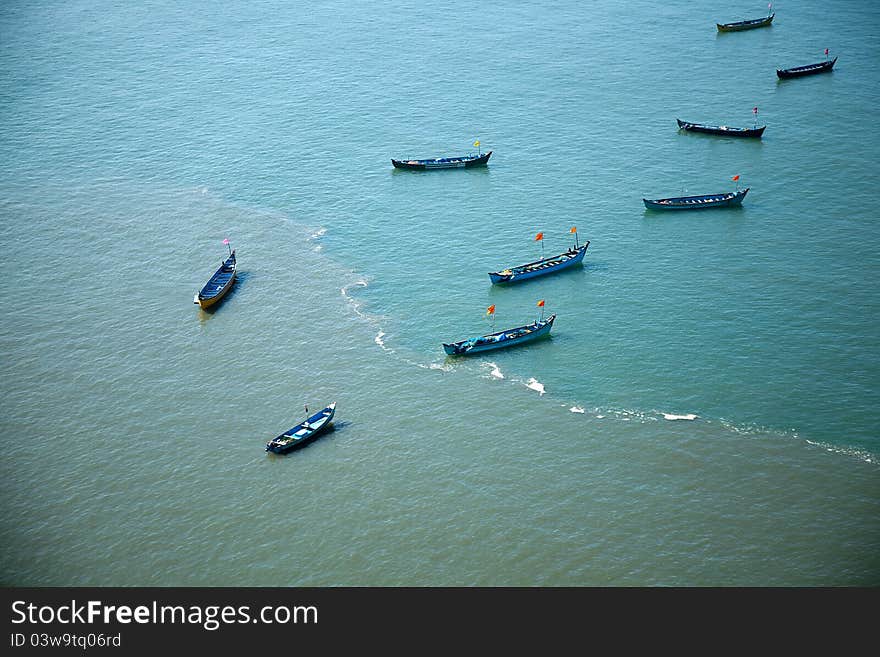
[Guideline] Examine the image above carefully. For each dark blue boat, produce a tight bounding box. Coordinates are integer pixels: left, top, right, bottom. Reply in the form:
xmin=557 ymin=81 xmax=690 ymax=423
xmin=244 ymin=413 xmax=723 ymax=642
xmin=266 ymin=402 xmax=337 ymax=454
xmin=391 ymin=151 xmax=491 ymax=170
xmin=777 ymin=56 xmax=837 ymax=79
xmin=443 ymin=314 xmax=556 ymax=356
xmin=677 ymin=118 xmax=765 ymax=138
xmin=643 ymin=188 xmax=749 ymax=210
xmin=194 ymin=249 xmax=236 ymax=308
xmin=489 ymin=243 xmax=589 ymax=284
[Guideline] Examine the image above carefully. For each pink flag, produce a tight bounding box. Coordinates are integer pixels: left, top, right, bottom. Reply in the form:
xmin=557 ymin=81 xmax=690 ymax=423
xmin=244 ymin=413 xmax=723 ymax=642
xmin=223 ymin=238 xmax=230 ymax=245
xmin=825 ymin=48 xmax=829 ymax=55
xmin=753 ymin=107 xmax=758 ymax=114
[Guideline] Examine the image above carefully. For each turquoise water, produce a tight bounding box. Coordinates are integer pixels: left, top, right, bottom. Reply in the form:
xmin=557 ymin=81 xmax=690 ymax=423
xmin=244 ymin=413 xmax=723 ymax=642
xmin=1 ymin=0 xmax=878 ymax=586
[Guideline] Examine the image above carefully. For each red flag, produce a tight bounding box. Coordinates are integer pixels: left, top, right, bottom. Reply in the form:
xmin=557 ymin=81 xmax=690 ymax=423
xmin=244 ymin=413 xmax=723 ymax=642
xmin=732 ymin=175 xmax=740 ymax=181
xmin=486 ymin=304 xmax=495 ymax=316
xmin=534 ymin=232 xmax=543 ymax=241
xmin=536 ymin=299 xmax=545 ymax=307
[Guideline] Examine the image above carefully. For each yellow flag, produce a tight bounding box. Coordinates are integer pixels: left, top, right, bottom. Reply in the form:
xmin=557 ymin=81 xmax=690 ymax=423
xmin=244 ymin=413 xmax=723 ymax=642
xmin=473 ymin=140 xmax=480 ymax=147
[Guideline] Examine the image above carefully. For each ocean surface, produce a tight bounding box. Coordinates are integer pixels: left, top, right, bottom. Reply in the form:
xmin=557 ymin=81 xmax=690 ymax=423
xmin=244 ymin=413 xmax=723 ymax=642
xmin=1 ymin=0 xmax=878 ymax=586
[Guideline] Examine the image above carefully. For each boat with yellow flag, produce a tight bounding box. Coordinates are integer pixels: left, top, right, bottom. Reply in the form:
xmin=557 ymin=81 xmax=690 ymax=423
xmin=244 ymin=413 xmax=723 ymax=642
xmin=489 ymin=228 xmax=589 ymax=284
xmin=392 ymin=139 xmax=491 ymax=170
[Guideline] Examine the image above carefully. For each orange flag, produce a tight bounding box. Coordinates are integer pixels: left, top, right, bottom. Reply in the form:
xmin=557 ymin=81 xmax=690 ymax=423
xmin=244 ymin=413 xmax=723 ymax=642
xmin=534 ymin=232 xmax=543 ymax=241
xmin=732 ymin=174 xmax=740 ymax=181
xmin=570 ymin=226 xmax=577 ymax=233
xmin=537 ymin=299 xmax=545 ymax=307
xmin=486 ymin=304 xmax=496 ymax=315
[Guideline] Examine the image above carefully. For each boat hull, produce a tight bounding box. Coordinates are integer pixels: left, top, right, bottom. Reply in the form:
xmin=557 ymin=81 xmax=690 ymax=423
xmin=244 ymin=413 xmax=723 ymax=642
xmin=195 ymin=251 xmax=236 ymax=308
xmin=643 ymin=188 xmax=749 ymax=210
xmin=391 ymin=151 xmax=492 ymax=170
xmin=489 ymin=243 xmax=589 ymax=284
xmin=443 ymin=315 xmax=556 ymax=356
xmin=717 ymin=14 xmax=774 ymax=32
xmin=777 ymin=57 xmax=837 ymax=79
xmin=677 ymin=119 xmax=765 ymax=138
xmin=266 ymin=403 xmax=336 ymax=454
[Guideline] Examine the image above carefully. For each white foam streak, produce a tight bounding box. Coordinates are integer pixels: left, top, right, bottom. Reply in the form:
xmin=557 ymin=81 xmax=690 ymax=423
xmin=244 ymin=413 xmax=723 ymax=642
xmin=525 ymin=377 xmax=545 ymax=395
xmin=570 ymin=406 xmax=585 ymax=414
xmin=663 ymin=413 xmax=699 ymax=421
xmin=483 ymin=362 xmax=504 ymax=379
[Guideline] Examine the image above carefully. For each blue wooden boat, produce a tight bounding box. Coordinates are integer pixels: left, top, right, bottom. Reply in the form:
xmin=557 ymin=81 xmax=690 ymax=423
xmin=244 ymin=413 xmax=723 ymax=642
xmin=777 ymin=57 xmax=837 ymax=79
xmin=643 ymin=188 xmax=749 ymax=210
xmin=677 ymin=118 xmax=765 ymax=138
xmin=266 ymin=402 xmax=337 ymax=454
xmin=489 ymin=243 xmax=589 ymax=284
xmin=717 ymin=13 xmax=774 ymax=32
xmin=443 ymin=314 xmax=556 ymax=356
xmin=194 ymin=249 xmax=236 ymax=308
xmin=391 ymin=151 xmax=491 ymax=170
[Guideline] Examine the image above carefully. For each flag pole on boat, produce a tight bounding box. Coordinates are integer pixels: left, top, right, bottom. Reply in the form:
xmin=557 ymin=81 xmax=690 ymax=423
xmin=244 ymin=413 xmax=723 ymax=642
xmin=474 ymin=138 xmax=480 ymax=156
xmin=732 ymin=174 xmax=740 ymax=192
xmin=768 ymin=2 xmax=772 ymax=17
xmin=487 ymin=304 xmax=496 ymax=331
xmin=752 ymin=106 xmax=758 ymax=130
xmin=824 ymin=47 xmax=829 ymax=61
xmin=223 ymin=237 xmax=231 ymax=256
xmin=535 ymin=231 xmax=544 ymax=260
xmin=537 ymin=299 xmax=545 ymax=322
xmin=570 ymin=226 xmax=578 ymax=249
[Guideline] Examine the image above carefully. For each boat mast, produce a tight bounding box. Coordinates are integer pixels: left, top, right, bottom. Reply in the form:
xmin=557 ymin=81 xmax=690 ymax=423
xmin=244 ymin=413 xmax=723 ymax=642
xmin=223 ymin=237 xmax=231 ymax=256
xmin=474 ymin=138 xmax=480 ymax=156
xmin=570 ymin=226 xmax=578 ymax=249
xmin=752 ymin=106 xmax=758 ymax=129
xmin=535 ymin=231 xmax=544 ymax=260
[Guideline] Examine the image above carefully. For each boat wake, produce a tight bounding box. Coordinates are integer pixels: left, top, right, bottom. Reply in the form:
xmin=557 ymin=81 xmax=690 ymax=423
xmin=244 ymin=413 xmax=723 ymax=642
xmin=569 ymin=406 xmax=586 ymax=413
xmin=525 ymin=378 xmax=546 ymax=395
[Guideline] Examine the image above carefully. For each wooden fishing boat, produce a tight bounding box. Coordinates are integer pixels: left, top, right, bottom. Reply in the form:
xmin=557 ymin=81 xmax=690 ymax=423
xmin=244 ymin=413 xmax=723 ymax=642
xmin=443 ymin=314 xmax=556 ymax=356
xmin=717 ymin=13 xmax=774 ymax=32
xmin=266 ymin=402 xmax=337 ymax=454
xmin=643 ymin=188 xmax=749 ymax=210
xmin=489 ymin=243 xmax=589 ymax=284
xmin=777 ymin=57 xmax=837 ymax=79
xmin=391 ymin=151 xmax=492 ymax=170
xmin=677 ymin=118 xmax=765 ymax=138
xmin=194 ymin=250 xmax=236 ymax=308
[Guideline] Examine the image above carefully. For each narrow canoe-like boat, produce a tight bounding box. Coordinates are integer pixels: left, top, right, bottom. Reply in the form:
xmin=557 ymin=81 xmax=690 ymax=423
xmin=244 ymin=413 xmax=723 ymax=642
xmin=643 ymin=188 xmax=749 ymax=210
xmin=489 ymin=243 xmax=589 ymax=284
xmin=391 ymin=151 xmax=492 ymax=170
xmin=266 ymin=402 xmax=337 ymax=454
xmin=194 ymin=250 xmax=236 ymax=308
xmin=777 ymin=57 xmax=837 ymax=79
xmin=443 ymin=314 xmax=556 ymax=356
xmin=677 ymin=118 xmax=765 ymax=138
xmin=717 ymin=13 xmax=774 ymax=32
